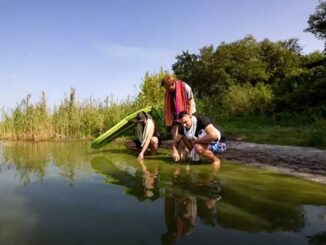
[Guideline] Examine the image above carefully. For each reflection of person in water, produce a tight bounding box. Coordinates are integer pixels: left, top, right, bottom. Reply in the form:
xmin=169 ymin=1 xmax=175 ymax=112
xmin=196 ymin=187 xmax=221 ymax=226
xmin=161 ymin=165 xmax=222 ymax=243
xmin=138 ymin=160 xmax=159 ymax=198
xmin=161 ymin=193 xmax=197 ymax=243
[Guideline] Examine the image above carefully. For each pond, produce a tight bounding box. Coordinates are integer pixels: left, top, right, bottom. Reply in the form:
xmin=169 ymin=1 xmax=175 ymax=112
xmin=0 ymin=141 xmax=326 ymax=245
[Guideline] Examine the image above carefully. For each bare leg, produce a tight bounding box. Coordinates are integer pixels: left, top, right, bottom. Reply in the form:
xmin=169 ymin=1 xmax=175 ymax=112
xmin=150 ymin=137 xmax=159 ymax=155
xmin=182 ymin=137 xmax=193 ymax=151
xmin=193 ymin=143 xmax=221 ymax=169
xmin=179 ymin=137 xmax=193 ymax=160
xmin=171 ymin=124 xmax=178 ymax=140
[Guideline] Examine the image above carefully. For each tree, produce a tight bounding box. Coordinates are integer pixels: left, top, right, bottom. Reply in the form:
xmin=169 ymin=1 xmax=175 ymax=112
xmin=172 ymin=36 xmax=302 ymax=99
xmin=172 ymin=50 xmax=199 ymax=85
xmin=136 ymin=69 xmax=167 ymax=109
xmin=305 ymin=1 xmax=326 ymax=52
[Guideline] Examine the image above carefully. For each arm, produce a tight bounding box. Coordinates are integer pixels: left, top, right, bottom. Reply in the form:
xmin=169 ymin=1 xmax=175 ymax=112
xmin=185 ymin=84 xmax=195 ymax=115
xmin=138 ymin=122 xmax=155 ymax=160
xmin=193 ymin=124 xmax=217 ymax=144
xmin=172 ymin=134 xmax=183 ymax=161
xmin=189 ymin=97 xmax=195 ymax=115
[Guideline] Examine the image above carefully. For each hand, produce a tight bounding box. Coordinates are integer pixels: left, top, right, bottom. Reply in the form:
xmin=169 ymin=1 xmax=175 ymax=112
xmin=172 ymin=151 xmax=180 ymax=162
xmin=138 ymin=153 xmax=144 ymax=161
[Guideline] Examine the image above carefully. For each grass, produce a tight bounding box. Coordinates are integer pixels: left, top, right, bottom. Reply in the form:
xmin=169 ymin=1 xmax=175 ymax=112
xmin=0 ymin=89 xmax=147 ymax=141
xmin=1 ymin=89 xmax=325 ymax=149
xmin=220 ymin=115 xmax=326 ymax=149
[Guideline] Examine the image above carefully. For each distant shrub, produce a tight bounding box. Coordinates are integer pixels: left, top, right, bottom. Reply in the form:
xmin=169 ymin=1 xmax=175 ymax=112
xmin=220 ymin=83 xmax=273 ymax=118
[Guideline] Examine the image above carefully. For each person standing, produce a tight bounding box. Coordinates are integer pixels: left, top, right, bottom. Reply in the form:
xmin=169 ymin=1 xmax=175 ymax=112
xmin=161 ymin=75 xmax=197 ymax=139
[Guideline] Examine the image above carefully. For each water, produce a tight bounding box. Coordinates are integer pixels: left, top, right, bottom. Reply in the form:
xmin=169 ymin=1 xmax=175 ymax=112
xmin=0 ymin=141 xmax=326 ymax=245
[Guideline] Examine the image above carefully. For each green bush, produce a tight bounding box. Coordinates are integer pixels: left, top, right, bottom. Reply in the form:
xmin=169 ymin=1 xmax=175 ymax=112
xmin=222 ymin=82 xmax=273 ymax=116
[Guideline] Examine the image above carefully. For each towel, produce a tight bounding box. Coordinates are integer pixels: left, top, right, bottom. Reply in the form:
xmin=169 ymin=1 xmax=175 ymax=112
xmin=164 ymin=80 xmax=190 ymax=126
xmin=183 ymin=116 xmax=200 ymax=161
xmin=137 ymin=118 xmax=154 ymax=147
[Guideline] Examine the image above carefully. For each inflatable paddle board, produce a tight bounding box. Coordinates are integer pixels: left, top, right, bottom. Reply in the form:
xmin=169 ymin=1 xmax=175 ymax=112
xmin=91 ymin=106 xmax=153 ymax=149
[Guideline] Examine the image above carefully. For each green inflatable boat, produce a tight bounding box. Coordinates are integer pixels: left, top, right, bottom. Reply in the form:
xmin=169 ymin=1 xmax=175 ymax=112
xmin=91 ymin=106 xmax=160 ymax=149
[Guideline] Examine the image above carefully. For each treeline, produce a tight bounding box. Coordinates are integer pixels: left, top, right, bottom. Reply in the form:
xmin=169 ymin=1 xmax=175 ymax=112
xmin=172 ymin=35 xmax=325 ymax=119
xmin=0 ymin=36 xmax=325 ymax=144
xmin=141 ymin=38 xmax=326 ymax=148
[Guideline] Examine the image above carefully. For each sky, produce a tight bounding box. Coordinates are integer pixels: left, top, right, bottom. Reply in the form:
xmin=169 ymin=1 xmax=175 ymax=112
xmin=0 ymin=0 xmax=324 ymax=110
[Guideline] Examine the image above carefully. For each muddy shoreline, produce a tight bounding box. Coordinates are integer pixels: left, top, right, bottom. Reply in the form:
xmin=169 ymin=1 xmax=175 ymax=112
xmin=159 ymin=140 xmax=326 ymax=184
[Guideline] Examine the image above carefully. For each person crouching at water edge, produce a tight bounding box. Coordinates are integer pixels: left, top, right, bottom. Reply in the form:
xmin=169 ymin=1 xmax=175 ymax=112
xmin=134 ymin=111 xmax=162 ymax=160
xmin=172 ymin=111 xmax=226 ymax=168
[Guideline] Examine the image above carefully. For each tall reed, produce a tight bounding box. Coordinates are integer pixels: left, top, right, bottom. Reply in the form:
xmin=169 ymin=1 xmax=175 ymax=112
xmin=0 ymin=88 xmax=147 ymax=141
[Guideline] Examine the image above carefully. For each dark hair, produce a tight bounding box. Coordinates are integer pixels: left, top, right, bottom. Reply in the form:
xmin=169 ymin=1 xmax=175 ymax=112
xmin=136 ymin=111 xmax=152 ymax=121
xmin=177 ymin=111 xmax=190 ymax=120
xmin=136 ymin=111 xmax=147 ymax=121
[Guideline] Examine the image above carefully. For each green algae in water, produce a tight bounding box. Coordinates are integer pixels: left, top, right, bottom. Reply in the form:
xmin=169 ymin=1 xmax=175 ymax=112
xmin=0 ymin=141 xmax=326 ymax=244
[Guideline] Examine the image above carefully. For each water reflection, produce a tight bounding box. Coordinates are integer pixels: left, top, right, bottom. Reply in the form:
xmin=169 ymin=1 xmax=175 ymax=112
xmin=91 ymin=154 xmax=326 ymax=238
xmin=91 ymin=155 xmax=225 ymax=242
xmin=307 ymin=231 xmax=326 ymax=244
xmin=139 ymin=160 xmax=159 ymax=199
xmin=1 ymin=142 xmax=50 ymax=184
xmin=0 ymin=141 xmax=92 ymax=185
xmin=1 ymin=141 xmax=326 ymax=244
xmin=161 ymin=165 xmax=222 ymax=243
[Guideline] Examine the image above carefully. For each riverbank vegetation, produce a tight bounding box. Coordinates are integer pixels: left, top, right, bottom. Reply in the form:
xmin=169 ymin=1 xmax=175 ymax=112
xmin=0 ymin=2 xmax=325 ymax=148
xmin=0 ymin=41 xmax=324 ymax=147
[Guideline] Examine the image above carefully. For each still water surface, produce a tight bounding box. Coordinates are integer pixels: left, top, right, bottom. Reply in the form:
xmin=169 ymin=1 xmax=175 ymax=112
xmin=0 ymin=141 xmax=326 ymax=245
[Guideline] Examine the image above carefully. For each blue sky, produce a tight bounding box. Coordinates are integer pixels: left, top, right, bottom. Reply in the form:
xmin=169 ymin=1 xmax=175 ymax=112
xmin=0 ymin=0 xmax=324 ymax=109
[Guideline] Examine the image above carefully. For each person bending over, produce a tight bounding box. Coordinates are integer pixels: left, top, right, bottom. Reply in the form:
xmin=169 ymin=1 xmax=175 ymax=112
xmin=172 ymin=111 xmax=226 ymax=168
xmin=134 ymin=111 xmax=161 ymax=160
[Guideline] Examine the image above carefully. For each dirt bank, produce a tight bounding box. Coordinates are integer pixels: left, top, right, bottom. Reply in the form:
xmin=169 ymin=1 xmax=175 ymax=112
xmin=160 ymin=140 xmax=326 ymax=183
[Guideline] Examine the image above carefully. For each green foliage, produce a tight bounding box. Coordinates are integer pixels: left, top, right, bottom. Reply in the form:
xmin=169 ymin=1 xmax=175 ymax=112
xmin=52 ymin=88 xmax=82 ymax=138
xmin=0 ymin=92 xmax=52 ymax=140
xmin=259 ymin=38 xmax=302 ymax=85
xmin=0 ymin=31 xmax=325 ymax=148
xmin=173 ymin=36 xmax=302 ymax=100
xmin=135 ymin=70 xmax=170 ymax=139
xmin=222 ymin=83 xmax=273 ymax=117
xmin=136 ymin=69 xmax=167 ymax=108
xmin=300 ymin=51 xmax=325 ymax=66
xmin=274 ymin=64 xmax=326 ymax=116
xmin=0 ymin=88 xmax=145 ymax=141
xmin=171 ymin=32 xmax=325 ymax=148
xmin=172 ymin=35 xmax=325 ymax=120
xmin=219 ymin=114 xmax=326 ymax=149
xmin=305 ymin=1 xmax=326 ymax=51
